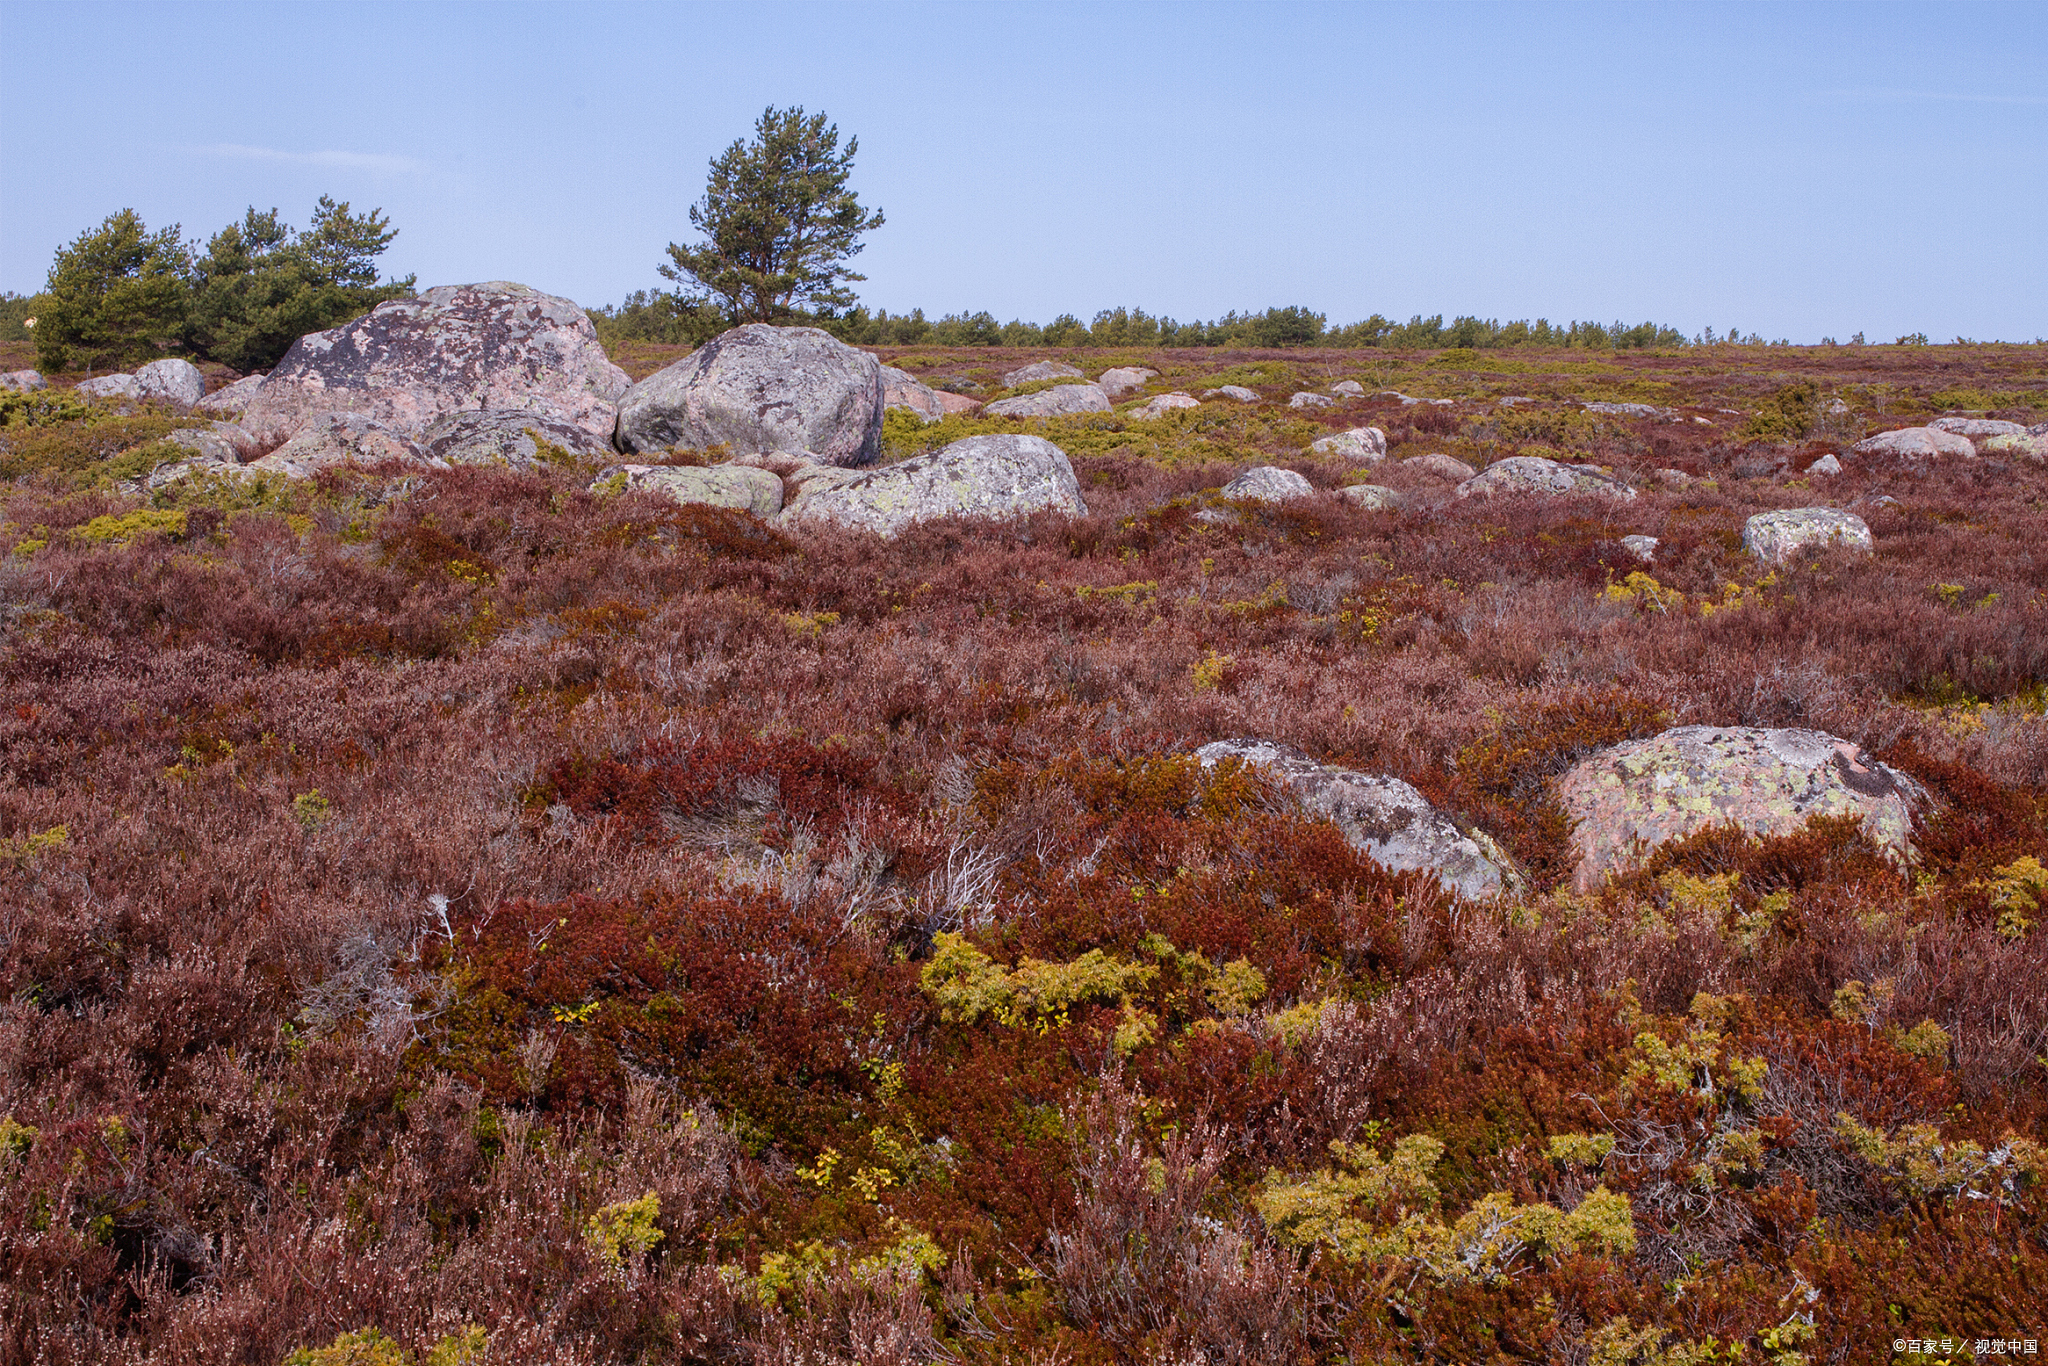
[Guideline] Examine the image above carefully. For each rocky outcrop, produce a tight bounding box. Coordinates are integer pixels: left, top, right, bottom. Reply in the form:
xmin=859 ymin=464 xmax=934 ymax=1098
xmin=245 ymin=412 xmax=436 ymax=478
xmin=984 ymin=384 xmax=1111 ymax=418
xmin=1337 ymin=484 xmax=1401 ymax=511
xmin=1852 ymin=426 xmax=1975 ymax=460
xmin=1402 ymin=453 xmax=1477 ymax=481
xmin=1196 ymin=739 xmax=1521 ymax=900
xmin=1288 ymin=392 xmax=1333 ymax=409
xmin=241 ymin=282 xmax=628 ymax=444
xmin=1127 ymin=392 xmax=1199 ymax=421
xmin=1 ymin=370 xmax=48 ymax=392
xmin=1001 ymin=360 xmax=1083 ymax=387
xmin=1096 ymin=366 xmax=1158 ymax=398
xmin=1202 ymin=384 xmax=1258 ymax=402
xmin=1742 ymin=507 xmax=1871 ymax=564
xmin=881 ymin=366 xmax=948 ymax=421
xmin=163 ymin=421 xmax=252 ymax=464
xmin=615 ymin=324 xmax=881 ymax=466
xmin=597 ymin=463 xmax=784 ymax=518
xmin=1221 ymin=466 xmax=1314 ymax=502
xmin=778 ymin=434 xmax=1086 ymax=537
xmin=1554 ymin=726 xmax=1921 ymax=891
xmin=422 ymin=409 xmax=615 ymax=468
xmin=1310 ymin=427 xmax=1387 ymax=462
xmin=196 ymin=374 xmax=265 ymax=414
xmin=1456 ymin=456 xmax=1636 ymax=500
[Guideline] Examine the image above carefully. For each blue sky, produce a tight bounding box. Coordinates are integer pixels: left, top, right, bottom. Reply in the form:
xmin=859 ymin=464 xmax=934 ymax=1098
xmin=2 ymin=0 xmax=2043 ymax=342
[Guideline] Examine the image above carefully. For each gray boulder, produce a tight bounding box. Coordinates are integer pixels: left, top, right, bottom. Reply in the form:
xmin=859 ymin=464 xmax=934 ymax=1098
xmin=983 ymin=383 xmax=1111 ymax=418
xmin=242 ymin=282 xmax=630 ymax=444
xmin=1403 ymin=453 xmax=1477 ymax=481
xmin=1221 ymin=466 xmax=1314 ymax=502
xmin=1852 ymin=426 xmax=1975 ymax=460
xmin=1620 ymin=534 xmax=1659 ymax=561
xmin=1001 ymin=360 xmax=1083 ymax=387
xmin=1288 ymin=391 xmax=1334 ymax=409
xmin=1196 ymin=739 xmax=1521 ymax=900
xmin=1201 ymin=384 xmax=1259 ymax=402
xmin=779 ymin=433 xmax=1087 ymax=537
xmin=1583 ymin=401 xmax=1669 ymax=419
xmin=422 ymin=409 xmax=615 ymax=468
xmin=197 ymin=373 xmax=265 ymax=414
xmin=596 ymin=463 xmax=784 ymax=518
xmin=1126 ymin=391 xmax=1199 ymax=421
xmin=1979 ymin=431 xmax=2046 ymax=462
xmin=1 ymin=370 xmax=48 ymax=392
xmin=1330 ymin=379 xmax=1364 ymax=396
xmin=1554 ymin=726 xmax=1920 ymax=891
xmin=1807 ymin=452 xmax=1843 ymax=476
xmin=881 ymin=365 xmax=948 ymax=421
xmin=934 ymin=390 xmax=984 ymax=416
xmin=246 ymin=412 xmax=438 ymax=478
xmin=164 ymin=421 xmax=253 ymax=464
xmin=1456 ymin=456 xmax=1636 ymax=500
xmin=1928 ymin=417 xmax=2026 ymax=448
xmin=1742 ymin=507 xmax=1871 ymax=564
xmin=1379 ymin=391 xmax=1453 ymax=407
xmin=615 ymin=324 xmax=881 ymax=466
xmin=1310 ymin=426 xmax=1388 ymax=462
xmin=1337 ymin=484 xmax=1401 ymax=511
xmin=1096 ymin=366 xmax=1158 ymax=398
xmin=75 ymin=373 xmax=143 ymax=401
xmin=135 ymin=359 xmax=206 ymax=406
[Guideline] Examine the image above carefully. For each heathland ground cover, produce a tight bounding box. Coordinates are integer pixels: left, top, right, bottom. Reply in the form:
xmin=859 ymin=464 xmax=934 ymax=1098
xmin=2 ymin=331 xmax=2045 ymax=1364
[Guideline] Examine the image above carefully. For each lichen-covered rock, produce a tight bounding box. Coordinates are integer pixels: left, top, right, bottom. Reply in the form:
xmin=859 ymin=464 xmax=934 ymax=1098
xmin=1928 ymin=417 xmax=2026 ymax=448
xmin=196 ymin=373 xmax=265 ymax=414
xmin=1126 ymin=392 xmax=1199 ymax=421
xmin=1742 ymin=507 xmax=1871 ymax=564
xmin=1978 ymin=431 xmax=2047 ymax=462
xmin=1196 ymin=739 xmax=1522 ymax=900
xmin=1310 ymin=427 xmax=1387 ymax=462
xmin=422 ymin=409 xmax=615 ymax=467
xmin=75 ymin=373 xmax=143 ymax=401
xmin=1852 ymin=426 xmax=1976 ymax=460
xmin=1001 ymin=360 xmax=1083 ymax=387
xmin=1456 ymin=456 xmax=1636 ymax=500
xmin=615 ymin=324 xmax=881 ymax=466
xmin=1330 ymin=380 xmax=1364 ymax=396
xmin=1379 ymin=391 xmax=1452 ymax=407
xmin=597 ymin=463 xmax=784 ymax=518
xmin=1403 ymin=453 xmax=1477 ymax=481
xmin=1554 ymin=726 xmax=1921 ymax=891
xmin=881 ymin=366 xmax=948 ymax=421
xmin=246 ymin=412 xmax=438 ymax=478
xmin=1583 ymin=401 xmax=1669 ymax=419
xmin=1096 ymin=366 xmax=1157 ymax=398
xmin=779 ymin=433 xmax=1086 ymax=537
xmin=1337 ymin=484 xmax=1401 ymax=511
xmin=1288 ymin=392 xmax=1333 ymax=409
xmin=0 ymin=370 xmax=46 ymax=392
xmin=934 ymin=390 xmax=983 ymax=416
xmin=164 ymin=421 xmax=252 ymax=465
xmin=1808 ymin=452 xmax=1843 ymax=476
xmin=1621 ymin=534 xmax=1659 ymax=561
xmin=135 ymin=359 xmax=206 ymax=406
xmin=1202 ymin=384 xmax=1258 ymax=402
xmin=1221 ymin=466 xmax=1314 ymax=502
xmin=983 ymin=383 xmax=1111 ymax=418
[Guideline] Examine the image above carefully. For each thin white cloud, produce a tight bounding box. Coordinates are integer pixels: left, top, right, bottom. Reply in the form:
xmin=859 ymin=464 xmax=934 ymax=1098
xmin=186 ymin=143 xmax=428 ymax=174
xmin=1809 ymin=87 xmax=2048 ymax=108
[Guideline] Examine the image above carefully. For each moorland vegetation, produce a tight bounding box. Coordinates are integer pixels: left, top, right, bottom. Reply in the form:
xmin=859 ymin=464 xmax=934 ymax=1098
xmin=2 ymin=318 xmax=2045 ymax=1365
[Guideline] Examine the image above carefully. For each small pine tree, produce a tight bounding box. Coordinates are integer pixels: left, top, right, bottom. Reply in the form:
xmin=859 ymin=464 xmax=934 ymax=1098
xmin=36 ymin=210 xmax=192 ymax=372
xmin=661 ymin=105 xmax=884 ymax=327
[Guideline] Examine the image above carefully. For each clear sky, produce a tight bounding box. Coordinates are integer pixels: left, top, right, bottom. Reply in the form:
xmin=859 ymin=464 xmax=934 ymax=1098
xmin=1 ymin=0 xmax=2042 ymax=342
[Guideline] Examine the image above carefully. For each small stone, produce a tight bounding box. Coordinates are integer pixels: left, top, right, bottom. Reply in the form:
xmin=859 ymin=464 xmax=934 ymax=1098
xmin=1807 ymin=452 xmax=1843 ymax=476
xmin=1220 ymin=466 xmax=1315 ymax=502
xmin=1096 ymin=366 xmax=1158 ymax=398
xmin=1583 ymin=401 xmax=1670 ymax=419
xmin=1620 ymin=534 xmax=1659 ymax=561
xmin=1289 ymin=392 xmax=1334 ymax=409
xmin=1201 ymin=384 xmax=1259 ymax=402
xmin=1654 ymin=468 xmax=1694 ymax=487
xmin=1126 ymin=392 xmax=1199 ymax=421
xmin=1310 ymin=427 xmax=1388 ymax=462
xmin=1001 ymin=360 xmax=1083 ymax=387
xmin=1337 ymin=484 xmax=1401 ymax=511
xmin=983 ymin=383 xmax=1112 ymax=418
xmin=1402 ymin=453 xmax=1477 ymax=481
xmin=1329 ymin=380 xmax=1364 ymax=396
xmin=1741 ymin=507 xmax=1871 ymax=564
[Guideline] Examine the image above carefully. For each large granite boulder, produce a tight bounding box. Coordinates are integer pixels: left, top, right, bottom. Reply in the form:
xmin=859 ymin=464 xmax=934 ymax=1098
xmin=779 ymin=434 xmax=1086 ymax=537
xmin=1127 ymin=392 xmax=1199 ymax=421
xmin=1456 ymin=456 xmax=1636 ymax=500
xmin=197 ymin=374 xmax=265 ymax=414
xmin=1096 ymin=366 xmax=1158 ymax=398
xmin=1851 ymin=426 xmax=1975 ymax=460
xmin=1220 ymin=466 xmax=1314 ymax=502
xmin=1002 ymin=360 xmax=1082 ymax=387
xmin=245 ymin=412 xmax=438 ymax=478
xmin=423 ymin=409 xmax=615 ymax=468
xmin=75 ymin=358 xmax=206 ymax=406
xmin=75 ymin=373 xmax=142 ymax=401
xmin=1196 ymin=739 xmax=1521 ymax=900
xmin=241 ymin=282 xmax=629 ymax=443
xmin=1310 ymin=427 xmax=1388 ymax=462
xmin=0 ymin=370 xmax=46 ymax=392
xmin=595 ymin=463 xmax=784 ymax=518
xmin=984 ymin=383 xmax=1112 ymax=418
xmin=881 ymin=365 xmax=948 ymax=421
xmin=1554 ymin=726 xmax=1921 ymax=891
xmin=1742 ymin=507 xmax=1872 ymax=564
xmin=615 ymin=324 xmax=883 ymax=466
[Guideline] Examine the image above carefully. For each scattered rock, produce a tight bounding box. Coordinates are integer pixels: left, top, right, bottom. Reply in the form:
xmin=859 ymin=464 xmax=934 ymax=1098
xmin=1978 ymin=431 xmax=2046 ymax=462
xmin=984 ymin=383 xmax=1112 ymax=418
xmin=75 ymin=373 xmax=142 ymax=401
xmin=245 ymin=412 xmax=437 ymax=478
xmin=1378 ymin=391 xmax=1453 ymax=407
xmin=1220 ymin=466 xmax=1314 ymax=502
xmin=1127 ymin=392 xmax=1199 ymax=421
xmin=1337 ymin=484 xmax=1401 ymax=511
xmin=1455 ymin=456 xmax=1637 ymax=501
xmin=422 ymin=409 xmax=615 ymax=467
xmin=1742 ymin=507 xmax=1871 ymax=564
xmin=164 ymin=421 xmax=253 ymax=465
xmin=1096 ymin=366 xmax=1158 ymax=398
xmin=935 ymin=375 xmax=982 ymax=394
xmin=1851 ymin=426 xmax=1976 ymax=460
xmin=1402 ymin=453 xmax=1476 ymax=481
xmin=1 ymin=370 xmax=48 ymax=392
xmin=1001 ymin=360 xmax=1083 ymax=387
xmin=136 ymin=359 xmax=206 ymax=406
xmin=779 ymin=433 xmax=1086 ymax=537
xmin=616 ymin=323 xmax=882 ymax=466
xmin=1310 ymin=427 xmax=1388 ymax=462
xmin=1496 ymin=395 xmax=1534 ymax=407
xmin=1288 ymin=392 xmax=1334 ymax=409
xmin=1553 ymin=726 xmax=1920 ymax=891
xmin=880 ymin=366 xmax=948 ymax=422
xmin=1195 ymin=739 xmax=1521 ymax=900
xmin=1807 ymin=452 xmax=1843 ymax=476
xmin=934 ymin=391 xmax=984 ymax=417
xmin=596 ymin=463 xmax=784 ymax=518
xmin=1583 ymin=401 xmax=1669 ymax=419
xmin=197 ymin=373 xmax=265 ymax=413
xmin=243 ymin=282 xmax=629 ymax=445
xmin=1201 ymin=384 xmax=1259 ymax=402
xmin=1329 ymin=380 xmax=1364 ymax=396
xmin=1620 ymin=534 xmax=1659 ymax=561
xmin=1928 ymin=416 xmax=2026 ymax=445
xmin=1653 ymin=468 xmax=1694 ymax=487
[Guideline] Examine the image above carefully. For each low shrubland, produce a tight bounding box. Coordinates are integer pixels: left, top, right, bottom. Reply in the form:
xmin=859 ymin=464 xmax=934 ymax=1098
xmin=1 ymin=341 xmax=2044 ymax=1363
